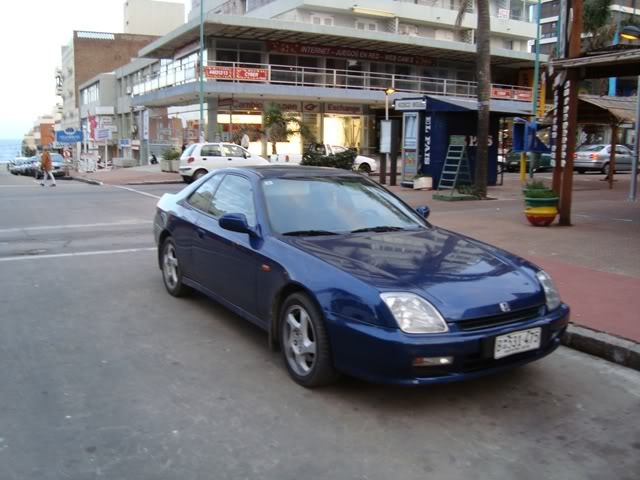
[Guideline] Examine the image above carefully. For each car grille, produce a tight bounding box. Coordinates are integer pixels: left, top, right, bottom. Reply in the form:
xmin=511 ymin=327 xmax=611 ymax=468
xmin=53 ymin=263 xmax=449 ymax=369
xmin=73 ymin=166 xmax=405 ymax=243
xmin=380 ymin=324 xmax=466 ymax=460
xmin=456 ymin=306 xmax=543 ymax=332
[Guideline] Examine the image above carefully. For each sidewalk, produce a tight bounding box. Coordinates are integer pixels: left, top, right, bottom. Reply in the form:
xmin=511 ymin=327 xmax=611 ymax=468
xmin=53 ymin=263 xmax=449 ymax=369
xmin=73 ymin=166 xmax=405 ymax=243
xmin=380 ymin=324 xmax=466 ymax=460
xmin=72 ymin=164 xmax=182 ymax=185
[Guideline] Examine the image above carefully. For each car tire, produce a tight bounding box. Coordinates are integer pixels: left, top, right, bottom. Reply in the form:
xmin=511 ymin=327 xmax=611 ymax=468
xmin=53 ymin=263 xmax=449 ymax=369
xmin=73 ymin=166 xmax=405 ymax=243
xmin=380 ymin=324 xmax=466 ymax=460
xmin=577 ymin=168 xmax=586 ymax=174
xmin=182 ymin=175 xmax=193 ymax=184
xmin=602 ymin=163 xmax=610 ymax=176
xmin=160 ymin=237 xmax=192 ymax=297
xmin=358 ymin=163 xmax=371 ymax=175
xmin=280 ymin=292 xmax=339 ymax=388
xmin=192 ymin=169 xmax=208 ymax=181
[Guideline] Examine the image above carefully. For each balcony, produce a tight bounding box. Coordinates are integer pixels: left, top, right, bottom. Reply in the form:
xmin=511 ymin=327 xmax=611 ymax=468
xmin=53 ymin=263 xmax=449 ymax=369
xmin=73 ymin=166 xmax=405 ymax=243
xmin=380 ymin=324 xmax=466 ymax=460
xmin=132 ymin=60 xmax=533 ymax=102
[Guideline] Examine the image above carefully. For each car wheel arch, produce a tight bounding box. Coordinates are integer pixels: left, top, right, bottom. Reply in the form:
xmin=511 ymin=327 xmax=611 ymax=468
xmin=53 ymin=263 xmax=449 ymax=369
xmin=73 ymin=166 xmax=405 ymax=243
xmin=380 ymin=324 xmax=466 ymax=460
xmin=269 ymin=282 xmax=326 ymax=352
xmin=157 ymin=230 xmax=172 ymax=269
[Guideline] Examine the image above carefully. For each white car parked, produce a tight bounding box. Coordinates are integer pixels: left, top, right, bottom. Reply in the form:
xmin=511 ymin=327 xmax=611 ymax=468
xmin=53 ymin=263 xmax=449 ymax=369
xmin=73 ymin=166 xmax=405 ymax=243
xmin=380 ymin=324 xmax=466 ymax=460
xmin=270 ymin=144 xmax=378 ymax=174
xmin=179 ymin=142 xmax=269 ymax=182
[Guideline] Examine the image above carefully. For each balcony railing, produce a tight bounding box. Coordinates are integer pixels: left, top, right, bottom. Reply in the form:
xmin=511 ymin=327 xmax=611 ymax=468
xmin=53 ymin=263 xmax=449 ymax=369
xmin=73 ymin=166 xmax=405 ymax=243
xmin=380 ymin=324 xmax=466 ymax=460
xmin=132 ymin=61 xmax=533 ymax=103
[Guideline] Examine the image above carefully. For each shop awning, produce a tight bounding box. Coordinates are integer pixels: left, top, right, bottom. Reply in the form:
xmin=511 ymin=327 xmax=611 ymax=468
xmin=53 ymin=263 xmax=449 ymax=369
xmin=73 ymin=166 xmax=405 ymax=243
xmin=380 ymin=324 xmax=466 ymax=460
xmin=424 ymin=95 xmax=533 ymax=115
xmin=541 ymin=95 xmax=637 ymax=126
xmin=139 ymin=14 xmax=545 ymax=69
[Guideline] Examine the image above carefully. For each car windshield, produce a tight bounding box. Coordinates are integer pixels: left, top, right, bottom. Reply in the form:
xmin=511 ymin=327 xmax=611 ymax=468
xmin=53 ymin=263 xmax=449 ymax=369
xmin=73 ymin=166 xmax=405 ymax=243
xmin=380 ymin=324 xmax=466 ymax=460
xmin=577 ymin=145 xmax=604 ymax=152
xmin=262 ymin=176 xmax=426 ymax=235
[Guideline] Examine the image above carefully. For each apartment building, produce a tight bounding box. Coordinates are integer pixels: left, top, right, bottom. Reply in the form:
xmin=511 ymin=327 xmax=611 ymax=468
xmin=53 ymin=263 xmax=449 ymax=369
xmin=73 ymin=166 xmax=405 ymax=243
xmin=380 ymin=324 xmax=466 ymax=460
xmin=125 ymin=0 xmax=186 ymax=36
xmin=56 ymin=31 xmax=159 ymax=133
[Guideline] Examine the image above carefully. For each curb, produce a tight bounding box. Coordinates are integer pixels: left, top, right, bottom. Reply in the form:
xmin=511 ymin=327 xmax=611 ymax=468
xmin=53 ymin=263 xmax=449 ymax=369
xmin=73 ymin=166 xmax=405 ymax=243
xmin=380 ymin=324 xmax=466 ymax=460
xmin=124 ymin=180 xmax=184 ymax=185
xmin=69 ymin=176 xmax=103 ymax=186
xmin=562 ymin=324 xmax=640 ymax=371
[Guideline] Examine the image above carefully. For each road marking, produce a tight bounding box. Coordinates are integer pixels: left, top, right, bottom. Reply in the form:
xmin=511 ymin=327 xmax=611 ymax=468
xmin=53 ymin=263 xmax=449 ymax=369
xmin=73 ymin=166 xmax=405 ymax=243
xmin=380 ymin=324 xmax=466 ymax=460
xmin=0 ymin=247 xmax=156 ymax=263
xmin=112 ymin=185 xmax=161 ymax=199
xmin=0 ymin=220 xmax=152 ymax=234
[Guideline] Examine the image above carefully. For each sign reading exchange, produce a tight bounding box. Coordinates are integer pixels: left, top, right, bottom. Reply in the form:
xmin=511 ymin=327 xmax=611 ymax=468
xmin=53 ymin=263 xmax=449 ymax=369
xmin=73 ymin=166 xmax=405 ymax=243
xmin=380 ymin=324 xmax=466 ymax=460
xmin=268 ymin=41 xmax=433 ymax=66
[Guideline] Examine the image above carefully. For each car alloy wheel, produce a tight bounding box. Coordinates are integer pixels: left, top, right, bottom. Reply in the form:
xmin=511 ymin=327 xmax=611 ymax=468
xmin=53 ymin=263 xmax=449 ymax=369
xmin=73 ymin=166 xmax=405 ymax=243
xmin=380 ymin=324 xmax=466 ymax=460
xmin=193 ymin=169 xmax=207 ymax=181
xmin=280 ymin=293 xmax=338 ymax=387
xmin=358 ymin=163 xmax=371 ymax=175
xmin=161 ymin=238 xmax=191 ymax=297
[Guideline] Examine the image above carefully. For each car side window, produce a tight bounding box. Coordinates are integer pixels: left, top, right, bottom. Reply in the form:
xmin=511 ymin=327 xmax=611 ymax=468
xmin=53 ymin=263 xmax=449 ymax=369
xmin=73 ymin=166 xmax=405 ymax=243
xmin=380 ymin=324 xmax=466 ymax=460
xmin=209 ymin=175 xmax=256 ymax=226
xmin=186 ymin=175 xmax=223 ymax=212
xmin=616 ymin=146 xmax=628 ymax=154
xmin=222 ymin=144 xmax=245 ymax=157
xmin=201 ymin=145 xmax=222 ymax=157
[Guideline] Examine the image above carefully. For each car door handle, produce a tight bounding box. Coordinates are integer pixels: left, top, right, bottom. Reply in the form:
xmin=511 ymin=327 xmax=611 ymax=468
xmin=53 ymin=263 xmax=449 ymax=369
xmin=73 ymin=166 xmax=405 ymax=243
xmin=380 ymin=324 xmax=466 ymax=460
xmin=202 ymin=157 xmax=207 ymax=161
xmin=196 ymin=228 xmax=206 ymax=239
xmin=228 ymin=158 xmax=233 ymax=161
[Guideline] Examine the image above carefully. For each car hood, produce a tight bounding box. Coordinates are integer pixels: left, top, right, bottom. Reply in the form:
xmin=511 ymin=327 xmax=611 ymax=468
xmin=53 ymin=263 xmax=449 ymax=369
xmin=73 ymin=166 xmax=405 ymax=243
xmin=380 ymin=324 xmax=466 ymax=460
xmin=283 ymin=228 xmax=545 ymax=321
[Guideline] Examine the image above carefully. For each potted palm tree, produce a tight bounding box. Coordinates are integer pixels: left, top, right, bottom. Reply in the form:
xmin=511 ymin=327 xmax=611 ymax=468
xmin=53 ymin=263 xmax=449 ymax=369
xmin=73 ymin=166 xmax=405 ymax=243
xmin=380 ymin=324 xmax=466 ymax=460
xmin=263 ymin=103 xmax=314 ymax=157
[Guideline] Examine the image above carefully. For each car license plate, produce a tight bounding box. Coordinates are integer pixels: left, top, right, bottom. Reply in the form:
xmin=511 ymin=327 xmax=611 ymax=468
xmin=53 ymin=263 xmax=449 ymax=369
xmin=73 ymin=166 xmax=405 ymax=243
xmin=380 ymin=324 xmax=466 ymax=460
xmin=494 ymin=328 xmax=541 ymax=359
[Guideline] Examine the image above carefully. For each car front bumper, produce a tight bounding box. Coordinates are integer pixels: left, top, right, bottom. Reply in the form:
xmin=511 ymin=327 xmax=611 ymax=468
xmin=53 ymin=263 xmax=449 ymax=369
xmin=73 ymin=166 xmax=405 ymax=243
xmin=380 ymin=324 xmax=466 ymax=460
xmin=326 ymin=304 xmax=570 ymax=385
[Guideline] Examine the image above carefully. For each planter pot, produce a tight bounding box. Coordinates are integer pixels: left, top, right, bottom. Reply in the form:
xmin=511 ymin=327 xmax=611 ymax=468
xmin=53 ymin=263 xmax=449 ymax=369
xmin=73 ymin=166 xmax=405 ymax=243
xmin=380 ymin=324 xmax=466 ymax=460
xmin=413 ymin=177 xmax=432 ymax=190
xmin=524 ymin=196 xmax=559 ymax=208
xmin=160 ymin=159 xmax=172 ymax=172
xmin=522 ymin=188 xmax=551 ymax=197
xmin=170 ymin=159 xmax=181 ymax=172
xmin=525 ymin=207 xmax=558 ymax=227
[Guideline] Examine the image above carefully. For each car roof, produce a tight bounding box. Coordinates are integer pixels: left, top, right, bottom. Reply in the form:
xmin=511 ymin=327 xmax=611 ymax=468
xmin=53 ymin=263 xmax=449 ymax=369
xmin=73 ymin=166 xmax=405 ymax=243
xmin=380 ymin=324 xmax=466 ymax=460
xmin=228 ymin=165 xmax=362 ymax=179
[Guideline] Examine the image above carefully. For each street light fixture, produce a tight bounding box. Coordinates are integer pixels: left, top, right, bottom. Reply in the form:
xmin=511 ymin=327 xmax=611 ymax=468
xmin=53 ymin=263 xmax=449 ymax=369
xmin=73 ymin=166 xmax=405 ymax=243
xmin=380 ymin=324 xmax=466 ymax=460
xmin=621 ymin=25 xmax=640 ymax=41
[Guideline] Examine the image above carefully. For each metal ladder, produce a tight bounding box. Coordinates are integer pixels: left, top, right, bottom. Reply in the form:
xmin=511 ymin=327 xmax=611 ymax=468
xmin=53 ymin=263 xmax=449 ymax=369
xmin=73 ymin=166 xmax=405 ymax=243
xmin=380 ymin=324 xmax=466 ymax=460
xmin=437 ymin=144 xmax=472 ymax=195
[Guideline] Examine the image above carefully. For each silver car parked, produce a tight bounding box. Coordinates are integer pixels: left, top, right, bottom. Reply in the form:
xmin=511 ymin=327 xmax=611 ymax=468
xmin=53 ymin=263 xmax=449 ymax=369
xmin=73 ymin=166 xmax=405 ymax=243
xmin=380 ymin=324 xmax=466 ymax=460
xmin=572 ymin=144 xmax=633 ymax=175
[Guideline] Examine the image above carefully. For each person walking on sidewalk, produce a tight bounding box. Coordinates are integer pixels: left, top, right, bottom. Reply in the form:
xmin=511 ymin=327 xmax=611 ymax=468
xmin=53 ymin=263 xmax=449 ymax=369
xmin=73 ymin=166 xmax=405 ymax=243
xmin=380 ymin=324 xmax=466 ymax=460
xmin=40 ymin=148 xmax=56 ymax=187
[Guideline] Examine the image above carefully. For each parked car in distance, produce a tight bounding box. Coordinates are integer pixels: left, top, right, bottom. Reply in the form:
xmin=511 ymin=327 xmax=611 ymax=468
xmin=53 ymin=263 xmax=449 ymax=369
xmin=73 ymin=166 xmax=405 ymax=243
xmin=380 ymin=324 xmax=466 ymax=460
xmin=179 ymin=142 xmax=269 ymax=183
xmin=270 ymin=143 xmax=378 ymax=174
xmin=570 ymin=144 xmax=634 ymax=175
xmin=154 ymin=166 xmax=569 ymax=388
xmin=504 ymin=151 xmax=552 ymax=172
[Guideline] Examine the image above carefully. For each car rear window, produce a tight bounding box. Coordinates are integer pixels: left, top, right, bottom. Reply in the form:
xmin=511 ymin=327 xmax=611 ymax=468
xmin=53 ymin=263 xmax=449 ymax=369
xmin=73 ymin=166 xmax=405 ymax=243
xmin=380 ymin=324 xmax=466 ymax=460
xmin=181 ymin=144 xmax=197 ymax=159
xmin=577 ymin=145 xmax=604 ymax=152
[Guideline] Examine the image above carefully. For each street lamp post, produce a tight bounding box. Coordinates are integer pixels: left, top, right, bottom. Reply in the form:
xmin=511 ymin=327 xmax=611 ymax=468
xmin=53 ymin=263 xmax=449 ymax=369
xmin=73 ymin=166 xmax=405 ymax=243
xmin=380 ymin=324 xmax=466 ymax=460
xmin=529 ymin=0 xmax=542 ymax=179
xmin=620 ymin=25 xmax=640 ymax=201
xmin=384 ymin=87 xmax=395 ymax=184
xmin=199 ymin=0 xmax=205 ymax=143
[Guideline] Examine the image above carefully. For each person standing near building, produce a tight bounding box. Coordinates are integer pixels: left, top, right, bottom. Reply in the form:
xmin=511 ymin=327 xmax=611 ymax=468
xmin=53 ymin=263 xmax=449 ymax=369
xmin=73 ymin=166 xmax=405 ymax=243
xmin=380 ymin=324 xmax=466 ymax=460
xmin=40 ymin=148 xmax=56 ymax=187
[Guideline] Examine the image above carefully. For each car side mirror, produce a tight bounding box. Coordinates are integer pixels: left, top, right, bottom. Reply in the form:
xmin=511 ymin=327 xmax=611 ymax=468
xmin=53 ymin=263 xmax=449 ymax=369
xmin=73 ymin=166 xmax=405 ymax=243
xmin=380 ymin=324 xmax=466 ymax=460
xmin=219 ymin=213 xmax=253 ymax=235
xmin=416 ymin=205 xmax=430 ymax=219
xmin=244 ymin=152 xmax=250 ymax=159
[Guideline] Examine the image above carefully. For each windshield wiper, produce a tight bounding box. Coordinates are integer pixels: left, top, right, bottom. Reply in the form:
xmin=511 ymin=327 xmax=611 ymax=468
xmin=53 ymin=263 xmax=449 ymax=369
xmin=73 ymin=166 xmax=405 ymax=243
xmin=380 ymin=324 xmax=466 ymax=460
xmin=351 ymin=226 xmax=406 ymax=233
xmin=282 ymin=230 xmax=339 ymax=237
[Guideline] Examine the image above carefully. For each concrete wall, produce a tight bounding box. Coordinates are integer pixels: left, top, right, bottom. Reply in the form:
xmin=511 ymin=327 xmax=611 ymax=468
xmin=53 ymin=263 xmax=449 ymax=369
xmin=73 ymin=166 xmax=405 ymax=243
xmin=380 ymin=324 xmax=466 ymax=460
xmin=124 ymin=0 xmax=186 ymax=36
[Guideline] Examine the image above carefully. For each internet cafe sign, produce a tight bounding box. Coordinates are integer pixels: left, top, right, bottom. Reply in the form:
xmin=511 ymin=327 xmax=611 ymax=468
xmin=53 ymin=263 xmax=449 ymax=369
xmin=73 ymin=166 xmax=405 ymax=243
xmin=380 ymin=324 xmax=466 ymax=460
xmin=268 ymin=41 xmax=433 ymax=66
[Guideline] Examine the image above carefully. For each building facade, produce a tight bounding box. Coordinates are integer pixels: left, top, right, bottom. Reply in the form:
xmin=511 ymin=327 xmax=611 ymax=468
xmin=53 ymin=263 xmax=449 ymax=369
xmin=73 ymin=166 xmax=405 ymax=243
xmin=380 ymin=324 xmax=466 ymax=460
xmin=124 ymin=0 xmax=186 ymax=36
xmin=56 ymin=31 xmax=159 ymax=133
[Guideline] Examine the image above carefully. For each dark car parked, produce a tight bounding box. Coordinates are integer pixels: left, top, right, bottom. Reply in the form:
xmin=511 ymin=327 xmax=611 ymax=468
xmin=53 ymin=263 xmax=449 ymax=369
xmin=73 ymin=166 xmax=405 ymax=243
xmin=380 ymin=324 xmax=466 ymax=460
xmin=504 ymin=151 xmax=552 ymax=172
xmin=154 ymin=166 xmax=569 ymax=388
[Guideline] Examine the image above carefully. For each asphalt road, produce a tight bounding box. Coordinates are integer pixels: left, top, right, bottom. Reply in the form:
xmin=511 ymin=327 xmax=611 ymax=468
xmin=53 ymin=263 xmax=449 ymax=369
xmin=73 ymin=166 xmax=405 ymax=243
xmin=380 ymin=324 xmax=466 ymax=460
xmin=1 ymin=170 xmax=639 ymax=480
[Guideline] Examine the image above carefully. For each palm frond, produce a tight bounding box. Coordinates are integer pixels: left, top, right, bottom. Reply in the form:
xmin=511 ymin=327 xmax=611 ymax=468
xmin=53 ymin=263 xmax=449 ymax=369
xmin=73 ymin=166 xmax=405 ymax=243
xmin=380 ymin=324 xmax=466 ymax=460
xmin=455 ymin=0 xmax=472 ymax=29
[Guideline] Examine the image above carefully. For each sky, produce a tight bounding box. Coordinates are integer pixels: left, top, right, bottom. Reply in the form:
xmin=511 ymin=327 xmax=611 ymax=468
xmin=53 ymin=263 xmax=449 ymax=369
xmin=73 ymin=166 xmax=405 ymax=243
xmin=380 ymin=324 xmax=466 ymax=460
xmin=0 ymin=0 xmax=187 ymax=140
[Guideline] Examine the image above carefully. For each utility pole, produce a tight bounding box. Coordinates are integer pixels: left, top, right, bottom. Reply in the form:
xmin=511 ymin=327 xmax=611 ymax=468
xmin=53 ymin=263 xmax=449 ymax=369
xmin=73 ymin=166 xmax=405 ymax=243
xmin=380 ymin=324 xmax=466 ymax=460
xmin=199 ymin=0 xmax=205 ymax=143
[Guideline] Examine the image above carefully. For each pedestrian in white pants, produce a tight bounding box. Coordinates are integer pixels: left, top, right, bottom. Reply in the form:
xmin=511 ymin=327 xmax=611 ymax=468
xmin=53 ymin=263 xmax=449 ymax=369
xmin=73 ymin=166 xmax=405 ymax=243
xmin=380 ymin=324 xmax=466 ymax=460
xmin=40 ymin=149 xmax=56 ymax=187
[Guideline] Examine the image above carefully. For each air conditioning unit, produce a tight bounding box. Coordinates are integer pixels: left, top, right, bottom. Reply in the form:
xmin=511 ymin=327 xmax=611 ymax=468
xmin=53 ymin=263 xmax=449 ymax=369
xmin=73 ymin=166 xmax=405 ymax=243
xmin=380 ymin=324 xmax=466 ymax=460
xmin=399 ymin=24 xmax=418 ymax=37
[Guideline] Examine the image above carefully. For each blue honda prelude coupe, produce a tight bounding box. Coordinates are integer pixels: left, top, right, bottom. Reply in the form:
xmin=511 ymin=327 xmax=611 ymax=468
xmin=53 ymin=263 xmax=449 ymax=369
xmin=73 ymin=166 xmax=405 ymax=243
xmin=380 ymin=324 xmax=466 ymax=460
xmin=154 ymin=166 xmax=569 ymax=387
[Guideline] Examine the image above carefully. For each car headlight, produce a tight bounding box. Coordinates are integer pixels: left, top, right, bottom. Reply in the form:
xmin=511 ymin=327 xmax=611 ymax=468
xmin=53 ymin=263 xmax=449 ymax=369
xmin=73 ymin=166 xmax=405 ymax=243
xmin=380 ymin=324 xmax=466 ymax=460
xmin=536 ymin=270 xmax=561 ymax=311
xmin=381 ymin=292 xmax=448 ymax=334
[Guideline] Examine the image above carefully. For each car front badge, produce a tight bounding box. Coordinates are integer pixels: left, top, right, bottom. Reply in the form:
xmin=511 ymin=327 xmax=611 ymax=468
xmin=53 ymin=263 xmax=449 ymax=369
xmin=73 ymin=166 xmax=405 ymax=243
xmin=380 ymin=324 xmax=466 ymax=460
xmin=499 ymin=302 xmax=511 ymax=313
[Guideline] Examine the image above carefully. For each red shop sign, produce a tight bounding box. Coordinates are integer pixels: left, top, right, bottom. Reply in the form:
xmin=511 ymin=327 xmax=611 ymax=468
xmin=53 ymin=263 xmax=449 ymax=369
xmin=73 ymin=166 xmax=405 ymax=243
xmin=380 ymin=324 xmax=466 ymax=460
xmin=513 ymin=89 xmax=532 ymax=101
xmin=267 ymin=41 xmax=433 ymax=66
xmin=203 ymin=66 xmax=268 ymax=81
xmin=491 ymin=87 xmax=514 ymax=99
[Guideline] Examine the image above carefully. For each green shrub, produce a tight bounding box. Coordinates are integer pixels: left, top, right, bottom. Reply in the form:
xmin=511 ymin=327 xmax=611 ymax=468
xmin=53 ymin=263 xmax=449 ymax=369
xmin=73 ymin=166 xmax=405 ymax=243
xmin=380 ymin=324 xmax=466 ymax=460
xmin=301 ymin=149 xmax=356 ymax=170
xmin=163 ymin=148 xmax=181 ymax=161
xmin=524 ymin=189 xmax=558 ymax=199
xmin=525 ymin=179 xmax=547 ymax=190
xmin=456 ymin=184 xmax=482 ymax=198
